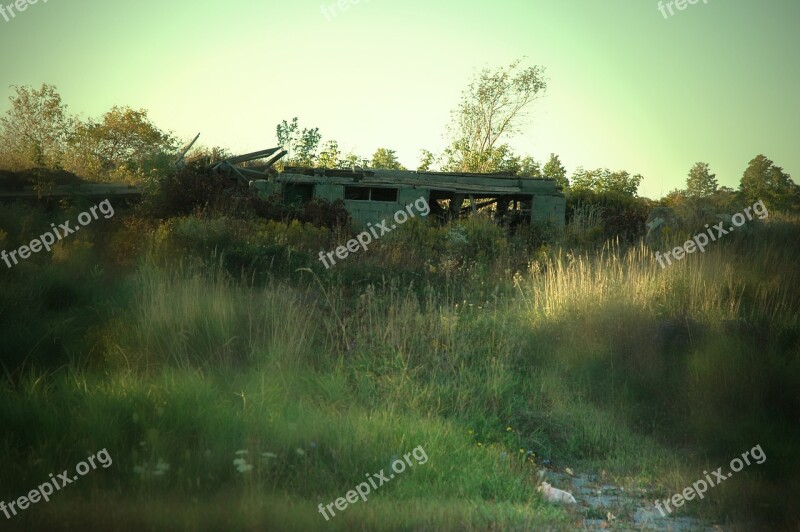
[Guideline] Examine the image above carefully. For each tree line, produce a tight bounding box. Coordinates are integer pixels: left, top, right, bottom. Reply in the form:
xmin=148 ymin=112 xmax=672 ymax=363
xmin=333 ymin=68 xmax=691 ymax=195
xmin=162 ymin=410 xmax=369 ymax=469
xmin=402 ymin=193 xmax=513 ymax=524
xmin=0 ymin=59 xmax=797 ymax=212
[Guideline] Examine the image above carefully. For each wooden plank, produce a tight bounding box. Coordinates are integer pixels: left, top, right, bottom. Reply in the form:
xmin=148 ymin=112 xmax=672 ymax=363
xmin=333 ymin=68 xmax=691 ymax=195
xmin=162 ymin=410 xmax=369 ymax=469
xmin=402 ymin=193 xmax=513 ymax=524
xmin=224 ymin=147 xmax=281 ymax=166
xmin=174 ymin=132 xmax=201 ymax=167
xmin=260 ymin=149 xmax=287 ymax=171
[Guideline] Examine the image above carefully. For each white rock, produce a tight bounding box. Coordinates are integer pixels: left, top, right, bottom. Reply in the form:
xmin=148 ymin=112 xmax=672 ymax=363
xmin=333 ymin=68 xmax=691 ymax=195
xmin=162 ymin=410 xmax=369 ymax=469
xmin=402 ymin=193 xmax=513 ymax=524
xmin=537 ymin=481 xmax=577 ymax=504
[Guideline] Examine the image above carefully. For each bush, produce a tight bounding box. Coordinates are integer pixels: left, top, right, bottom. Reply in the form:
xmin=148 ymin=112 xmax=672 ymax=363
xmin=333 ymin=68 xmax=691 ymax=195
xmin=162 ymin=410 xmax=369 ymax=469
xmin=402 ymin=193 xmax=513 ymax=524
xmin=566 ymin=189 xmax=651 ymax=243
xmin=247 ymin=195 xmax=351 ymax=230
xmin=140 ymin=167 xmax=241 ymax=219
xmin=449 ymin=216 xmax=509 ymax=264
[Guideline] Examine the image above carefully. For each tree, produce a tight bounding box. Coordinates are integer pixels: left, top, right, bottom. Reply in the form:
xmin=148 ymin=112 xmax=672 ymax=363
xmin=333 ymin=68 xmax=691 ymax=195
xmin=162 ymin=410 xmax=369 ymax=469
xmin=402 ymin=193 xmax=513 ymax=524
xmin=570 ymin=167 xmax=642 ymax=196
xmin=66 ymin=106 xmax=176 ymax=180
xmin=317 ymin=140 xmax=342 ymax=169
xmin=418 ymin=149 xmax=437 ymax=172
xmin=340 ymin=152 xmax=369 ymax=170
xmin=276 ymin=117 xmax=321 ymax=166
xmin=0 ymin=84 xmax=74 ymax=170
xmin=543 ymin=153 xmax=567 ymax=188
xmin=686 ymin=162 xmax=718 ymax=198
xmin=570 ymin=167 xmax=593 ymax=191
xmin=739 ymin=154 xmax=798 ymax=211
xmin=519 ymin=155 xmax=542 ymax=178
xmin=445 ymin=60 xmax=547 ymax=172
xmin=371 ymin=148 xmax=405 ymax=170
xmin=443 ymin=140 xmax=523 ymax=174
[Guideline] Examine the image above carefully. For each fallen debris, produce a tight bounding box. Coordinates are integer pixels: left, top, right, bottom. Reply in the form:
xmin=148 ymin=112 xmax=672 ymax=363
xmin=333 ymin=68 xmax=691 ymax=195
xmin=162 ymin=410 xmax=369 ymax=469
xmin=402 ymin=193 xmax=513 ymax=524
xmin=537 ymin=481 xmax=577 ymax=504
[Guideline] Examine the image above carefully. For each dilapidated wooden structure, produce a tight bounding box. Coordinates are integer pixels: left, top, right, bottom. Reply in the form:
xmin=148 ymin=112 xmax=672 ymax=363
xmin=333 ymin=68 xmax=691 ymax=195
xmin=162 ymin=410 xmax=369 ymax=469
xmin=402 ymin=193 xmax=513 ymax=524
xmin=197 ymin=144 xmax=566 ymax=228
xmin=251 ymin=167 xmax=566 ymax=227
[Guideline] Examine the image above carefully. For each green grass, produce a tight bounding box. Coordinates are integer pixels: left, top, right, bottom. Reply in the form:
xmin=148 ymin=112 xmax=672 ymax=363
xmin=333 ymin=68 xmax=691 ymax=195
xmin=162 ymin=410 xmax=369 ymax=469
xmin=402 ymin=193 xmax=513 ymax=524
xmin=0 ymin=208 xmax=798 ymax=529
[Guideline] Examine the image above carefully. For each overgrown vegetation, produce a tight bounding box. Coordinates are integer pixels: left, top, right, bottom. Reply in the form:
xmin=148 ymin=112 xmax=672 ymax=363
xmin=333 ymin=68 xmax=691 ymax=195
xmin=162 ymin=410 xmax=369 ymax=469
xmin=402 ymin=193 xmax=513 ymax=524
xmin=0 ymin=183 xmax=798 ymax=529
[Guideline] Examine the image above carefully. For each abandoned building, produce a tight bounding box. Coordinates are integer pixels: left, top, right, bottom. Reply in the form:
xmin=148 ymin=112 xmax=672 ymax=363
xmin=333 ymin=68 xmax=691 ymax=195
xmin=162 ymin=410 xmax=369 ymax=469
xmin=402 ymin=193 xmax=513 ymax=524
xmin=249 ymin=166 xmax=566 ymax=228
xmin=189 ymin=145 xmax=567 ymax=228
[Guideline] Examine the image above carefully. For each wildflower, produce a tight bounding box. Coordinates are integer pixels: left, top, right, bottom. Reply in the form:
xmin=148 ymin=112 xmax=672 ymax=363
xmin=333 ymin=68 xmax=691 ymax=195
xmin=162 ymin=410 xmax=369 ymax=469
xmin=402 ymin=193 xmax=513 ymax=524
xmin=296 ymin=448 xmax=306 ymax=456
xmin=233 ymin=458 xmax=247 ymax=467
xmin=310 ymin=441 xmax=318 ymax=449
xmin=477 ymin=442 xmax=482 ymax=447
xmin=506 ymin=426 xmax=513 ymax=432
xmin=500 ymin=452 xmax=507 ymax=460
xmin=235 ymin=449 xmax=248 ymax=456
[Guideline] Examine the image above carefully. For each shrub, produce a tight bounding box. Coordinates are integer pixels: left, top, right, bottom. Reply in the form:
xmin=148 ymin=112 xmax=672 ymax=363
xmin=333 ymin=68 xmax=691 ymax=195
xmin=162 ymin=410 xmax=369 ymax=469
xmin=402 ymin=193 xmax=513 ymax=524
xmin=140 ymin=167 xmax=240 ymax=219
xmin=247 ymin=195 xmax=350 ymax=230
xmin=566 ymin=189 xmax=650 ymax=243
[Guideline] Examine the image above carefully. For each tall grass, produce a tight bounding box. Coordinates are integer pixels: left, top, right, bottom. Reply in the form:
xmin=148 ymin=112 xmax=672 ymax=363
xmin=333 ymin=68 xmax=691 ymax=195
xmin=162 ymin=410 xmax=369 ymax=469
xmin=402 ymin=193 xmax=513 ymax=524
xmin=108 ymin=260 xmax=328 ymax=371
xmin=0 ymin=205 xmax=797 ymax=529
xmin=510 ymin=228 xmax=800 ymax=524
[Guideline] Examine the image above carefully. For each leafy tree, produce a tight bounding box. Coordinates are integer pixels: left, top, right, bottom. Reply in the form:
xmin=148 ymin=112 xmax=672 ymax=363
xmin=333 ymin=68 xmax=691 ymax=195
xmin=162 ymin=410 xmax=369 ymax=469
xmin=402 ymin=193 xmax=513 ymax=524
xmin=445 ymin=59 xmax=547 ymax=172
xmin=662 ymin=188 xmax=689 ymax=209
xmin=543 ymin=153 xmax=567 ymax=187
xmin=443 ymin=140 xmax=523 ymax=174
xmin=519 ymin=155 xmax=542 ymax=178
xmin=739 ymin=154 xmax=798 ymax=211
xmin=339 ymin=152 xmax=369 ymax=170
xmin=317 ymin=140 xmax=342 ymax=169
xmin=0 ymin=84 xmax=74 ymax=170
xmin=570 ymin=167 xmax=593 ymax=190
xmin=686 ymin=162 xmax=718 ymax=198
xmin=418 ymin=149 xmax=437 ymax=172
xmin=66 ymin=106 xmax=176 ymax=181
xmin=571 ymin=167 xmax=642 ymax=196
xmin=276 ymin=117 xmax=321 ymax=167
xmin=371 ymin=148 xmax=405 ymax=170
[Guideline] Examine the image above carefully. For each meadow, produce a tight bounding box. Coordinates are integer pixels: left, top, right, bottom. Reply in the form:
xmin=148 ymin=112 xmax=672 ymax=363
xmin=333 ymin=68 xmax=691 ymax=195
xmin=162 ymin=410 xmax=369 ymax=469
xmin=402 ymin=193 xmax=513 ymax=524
xmin=0 ymin=196 xmax=798 ymax=530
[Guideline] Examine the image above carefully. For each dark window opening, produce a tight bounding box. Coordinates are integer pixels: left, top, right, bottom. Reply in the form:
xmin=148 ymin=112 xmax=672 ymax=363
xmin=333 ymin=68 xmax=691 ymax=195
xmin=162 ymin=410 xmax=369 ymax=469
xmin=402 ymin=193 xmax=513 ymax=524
xmin=284 ymin=183 xmax=314 ymax=205
xmin=345 ymin=186 xmax=371 ymax=200
xmin=371 ymin=187 xmax=398 ymax=202
xmin=344 ymin=186 xmax=398 ymax=202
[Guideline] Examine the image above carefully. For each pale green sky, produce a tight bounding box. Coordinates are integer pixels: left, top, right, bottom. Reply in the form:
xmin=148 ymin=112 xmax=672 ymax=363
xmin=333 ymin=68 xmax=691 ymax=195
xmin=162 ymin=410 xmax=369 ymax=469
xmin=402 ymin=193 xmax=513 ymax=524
xmin=0 ymin=0 xmax=797 ymax=198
